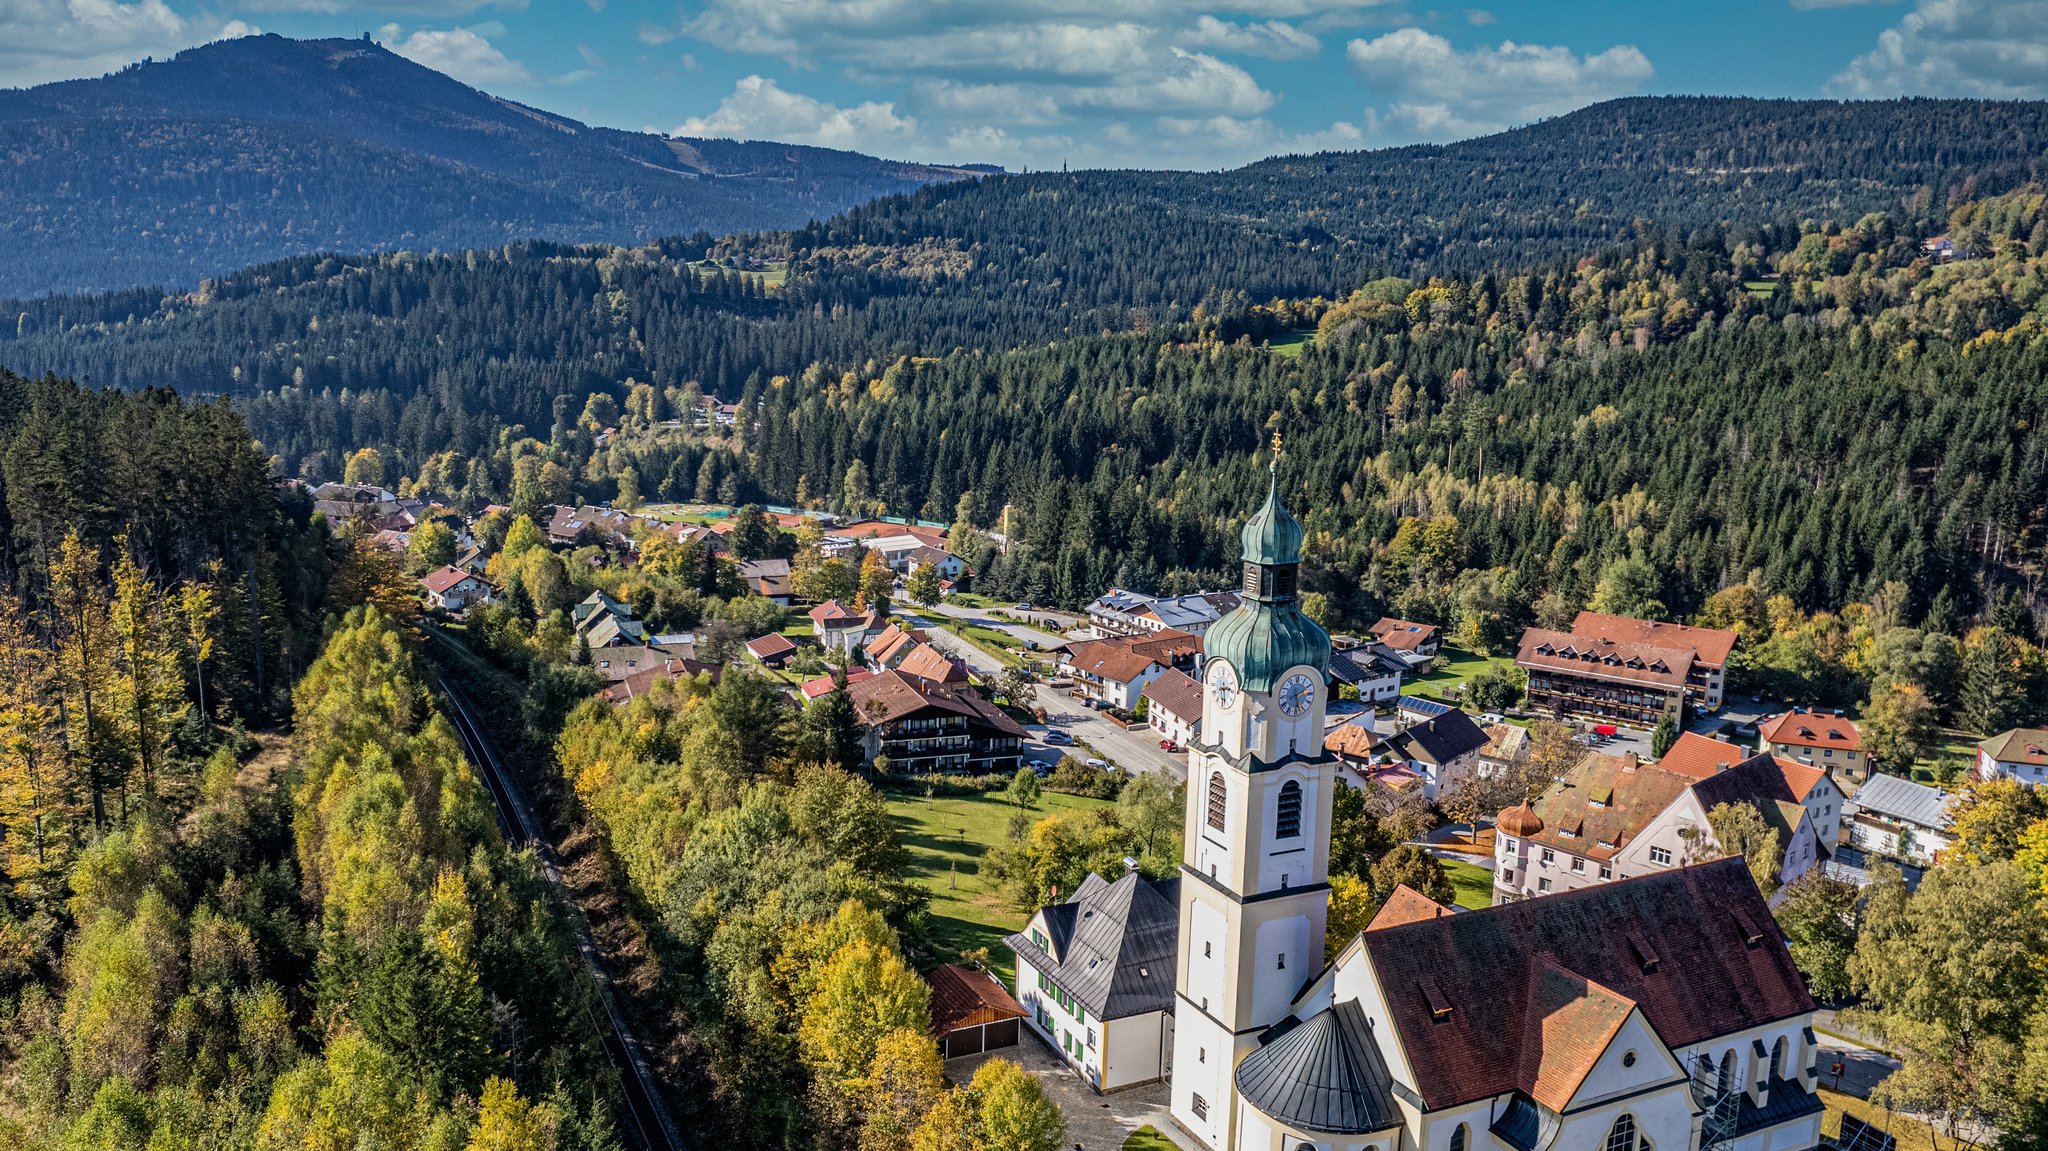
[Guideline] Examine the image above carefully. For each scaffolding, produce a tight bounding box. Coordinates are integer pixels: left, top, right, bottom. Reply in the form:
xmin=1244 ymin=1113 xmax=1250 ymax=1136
xmin=1689 ymin=1053 xmax=1744 ymax=1151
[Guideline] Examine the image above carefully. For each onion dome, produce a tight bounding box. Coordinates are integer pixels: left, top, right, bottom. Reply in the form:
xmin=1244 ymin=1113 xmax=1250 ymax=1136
xmin=1240 ymin=469 xmax=1304 ymax=567
xmin=1498 ymin=802 xmax=1545 ymax=838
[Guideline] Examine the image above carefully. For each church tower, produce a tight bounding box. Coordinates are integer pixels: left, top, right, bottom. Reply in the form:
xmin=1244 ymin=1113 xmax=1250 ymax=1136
xmin=1169 ymin=446 xmax=1335 ymax=1151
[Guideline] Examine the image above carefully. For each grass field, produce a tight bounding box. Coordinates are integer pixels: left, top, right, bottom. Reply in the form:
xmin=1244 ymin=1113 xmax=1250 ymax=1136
xmin=1266 ymin=330 xmax=1314 ymax=357
xmin=1443 ymin=858 xmax=1495 ymax=909
xmin=934 ymin=618 xmax=1028 ymax=667
xmin=1406 ymin=644 xmax=1517 ymax=705
xmin=888 ymin=789 xmax=1112 ymax=984
xmin=1820 ymin=1088 xmax=1944 ymax=1151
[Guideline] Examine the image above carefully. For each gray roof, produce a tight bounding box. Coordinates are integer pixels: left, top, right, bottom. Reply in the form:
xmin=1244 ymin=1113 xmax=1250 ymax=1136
xmin=1005 ymin=871 xmax=1179 ymax=1020
xmin=1388 ymin=707 xmax=1489 ymax=766
xmin=1235 ymin=1000 xmax=1400 ymax=1135
xmin=1329 ymin=644 xmax=1406 ymax=686
xmin=1850 ymin=773 xmax=1956 ymax=831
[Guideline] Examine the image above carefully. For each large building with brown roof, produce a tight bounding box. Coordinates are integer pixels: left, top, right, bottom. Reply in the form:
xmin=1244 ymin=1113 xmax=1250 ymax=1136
xmin=845 ymin=669 xmax=1024 ymax=775
xmin=1495 ymin=735 xmax=1841 ymax=906
xmin=1515 ymin=611 xmax=1738 ymax=725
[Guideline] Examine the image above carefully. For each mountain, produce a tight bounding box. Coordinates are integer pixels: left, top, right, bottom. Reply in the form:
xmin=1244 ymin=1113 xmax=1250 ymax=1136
xmin=0 ymin=33 xmax=987 ymax=298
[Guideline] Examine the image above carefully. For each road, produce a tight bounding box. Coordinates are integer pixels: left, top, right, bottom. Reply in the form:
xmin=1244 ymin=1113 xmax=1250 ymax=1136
xmin=433 ymin=672 xmax=688 ymax=1151
xmin=899 ymin=606 xmax=1188 ymax=781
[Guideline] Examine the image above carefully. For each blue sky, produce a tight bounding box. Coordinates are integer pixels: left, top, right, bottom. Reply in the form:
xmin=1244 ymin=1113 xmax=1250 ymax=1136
xmin=4 ymin=0 xmax=2046 ymax=170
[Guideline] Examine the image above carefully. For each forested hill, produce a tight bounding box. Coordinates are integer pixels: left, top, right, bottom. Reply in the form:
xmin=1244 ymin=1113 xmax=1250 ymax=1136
xmin=0 ymin=33 xmax=984 ymax=298
xmin=799 ymin=96 xmax=2048 ymax=307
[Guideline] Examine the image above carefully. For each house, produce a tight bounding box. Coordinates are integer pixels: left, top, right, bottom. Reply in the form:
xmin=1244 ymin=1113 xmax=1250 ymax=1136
xmin=1759 ymin=708 xmax=1868 ymax=780
xmin=926 ymin=964 xmax=1027 ymax=1060
xmin=846 ymin=669 xmax=1026 ymax=774
xmin=1395 ymin=694 xmax=1454 ymax=728
xmin=1122 ymin=628 xmax=1205 ymax=676
xmin=453 ymin=545 xmax=489 ymax=577
xmin=898 ymin=642 xmax=970 ymax=686
xmin=796 ymin=667 xmax=877 ymax=701
xmin=573 ymin=590 xmax=631 ymax=632
xmin=1086 ymin=588 xmax=1240 ymax=638
xmin=863 ymin=623 xmax=919 ymax=668
xmin=744 ymin=633 xmax=796 ymax=668
xmin=601 ymin=658 xmax=720 ymax=703
xmin=1058 ymin=639 xmax=1166 ymax=710
xmin=1479 ymin=722 xmax=1529 ymax=776
xmin=1326 ymin=643 xmax=1404 ymax=703
xmin=808 ymin=599 xmax=877 ymax=653
xmin=1320 ymin=707 xmax=1489 ymax=798
xmin=419 ymin=566 xmax=493 ymax=611
xmin=1977 ymin=727 xmax=2048 ymax=783
xmin=1661 ymin=732 xmax=1847 ymax=847
xmin=1845 ymin=773 xmax=1957 ymax=865
xmin=901 ymin=544 xmax=965 ymax=581
xmin=1007 ymin=868 xmax=1178 ymax=1093
xmin=582 ymin=612 xmax=647 ymax=650
xmin=1495 ymin=741 xmax=1831 ymax=904
xmin=738 ymin=558 xmax=793 ymax=604
xmin=546 ymin=504 xmax=636 ymax=548
xmin=1515 ymin=612 xmax=1738 ymax=726
xmin=1164 ymin=480 xmax=1820 ymax=1151
xmin=1141 ymin=668 xmax=1203 ymax=748
xmin=311 ymin=482 xmax=399 ymax=523
xmin=1366 ymin=617 xmax=1440 ymax=668
xmin=588 ymin=645 xmax=680 ymax=683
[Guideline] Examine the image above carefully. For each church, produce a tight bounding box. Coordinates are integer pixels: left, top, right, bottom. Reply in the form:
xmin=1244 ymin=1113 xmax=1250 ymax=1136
xmin=1166 ymin=461 xmax=1827 ymax=1151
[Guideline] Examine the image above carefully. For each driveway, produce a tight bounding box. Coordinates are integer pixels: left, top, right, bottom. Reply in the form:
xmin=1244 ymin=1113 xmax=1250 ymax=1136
xmin=945 ymin=1029 xmax=1187 ymax=1151
xmin=903 ymin=608 xmax=1188 ymax=781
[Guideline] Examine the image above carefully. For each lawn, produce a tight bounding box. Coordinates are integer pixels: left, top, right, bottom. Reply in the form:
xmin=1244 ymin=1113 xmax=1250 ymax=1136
xmin=1443 ymin=858 xmax=1495 ymax=910
xmin=1406 ymin=644 xmax=1517 ymax=705
xmin=1122 ymin=1126 xmax=1179 ymax=1151
xmin=934 ymin=618 xmax=1028 ymax=668
xmin=1265 ymin=330 xmax=1314 ymax=357
xmin=887 ymin=789 xmax=1112 ymax=984
xmin=1820 ymin=1088 xmax=1944 ymax=1151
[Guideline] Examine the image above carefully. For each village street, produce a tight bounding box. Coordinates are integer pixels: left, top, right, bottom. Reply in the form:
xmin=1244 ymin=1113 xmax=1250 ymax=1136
xmin=897 ymin=605 xmax=1189 ymax=780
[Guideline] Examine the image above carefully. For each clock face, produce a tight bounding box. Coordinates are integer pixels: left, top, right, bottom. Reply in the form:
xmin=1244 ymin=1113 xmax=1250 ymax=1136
xmin=1278 ymin=673 xmax=1316 ymax=717
xmin=1207 ymin=661 xmax=1238 ymax=710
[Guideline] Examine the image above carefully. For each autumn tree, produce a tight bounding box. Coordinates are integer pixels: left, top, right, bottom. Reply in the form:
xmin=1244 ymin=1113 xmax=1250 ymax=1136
xmin=0 ymin=594 xmax=74 ymax=898
xmin=860 ymin=1028 xmax=946 ymax=1151
xmin=1772 ymin=870 xmax=1861 ymax=1001
xmin=796 ymin=939 xmax=931 ymax=1097
xmin=50 ymin=531 xmax=118 ymax=828
xmin=907 ymin=562 xmax=943 ymax=607
xmin=1324 ymin=873 xmax=1379 ymax=964
xmin=1369 ymin=844 xmax=1455 ymax=906
xmin=407 ymin=519 xmax=458 ymax=575
xmin=1948 ymin=778 xmax=2048 ymax=865
xmin=1704 ymin=801 xmax=1784 ymax=895
xmin=328 ymin=532 xmax=423 ymax=634
xmin=1863 ymin=681 xmax=1937 ymax=770
xmin=343 ymin=446 xmax=388 ymax=488
xmin=856 ymin=549 xmax=894 ymax=616
xmin=109 ymin=541 xmax=190 ymax=806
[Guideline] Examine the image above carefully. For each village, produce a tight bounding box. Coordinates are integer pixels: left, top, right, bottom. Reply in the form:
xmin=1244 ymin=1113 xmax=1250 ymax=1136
xmin=304 ymin=464 xmax=2028 ymax=1151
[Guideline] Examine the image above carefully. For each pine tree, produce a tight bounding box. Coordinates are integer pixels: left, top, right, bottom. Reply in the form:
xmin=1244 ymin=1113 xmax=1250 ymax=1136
xmin=109 ymin=540 xmax=191 ymax=806
xmin=50 ymin=531 xmax=117 ymax=829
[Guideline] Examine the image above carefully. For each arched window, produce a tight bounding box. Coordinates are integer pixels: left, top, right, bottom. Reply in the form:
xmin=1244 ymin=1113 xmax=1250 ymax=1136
xmin=1771 ymin=1036 xmax=1789 ymax=1082
xmin=1276 ymin=780 xmax=1303 ymax=838
xmin=1207 ymin=772 xmax=1228 ymax=831
xmin=1449 ymin=1123 xmax=1469 ymax=1151
xmin=1717 ymin=1050 xmax=1736 ymax=1095
xmin=1604 ymin=1113 xmax=1639 ymax=1151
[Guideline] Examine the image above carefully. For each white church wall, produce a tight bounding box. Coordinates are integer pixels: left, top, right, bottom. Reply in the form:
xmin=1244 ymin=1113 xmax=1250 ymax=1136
xmin=1102 ymin=1011 xmax=1166 ymax=1090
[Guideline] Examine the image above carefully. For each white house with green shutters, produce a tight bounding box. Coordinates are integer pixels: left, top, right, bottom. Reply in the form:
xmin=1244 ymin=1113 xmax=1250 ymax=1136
xmin=1006 ymin=868 xmax=1179 ymax=1092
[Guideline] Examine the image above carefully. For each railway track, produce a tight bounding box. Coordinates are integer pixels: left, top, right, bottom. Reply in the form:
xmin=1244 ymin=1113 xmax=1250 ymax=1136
xmin=432 ymin=668 xmax=688 ymax=1151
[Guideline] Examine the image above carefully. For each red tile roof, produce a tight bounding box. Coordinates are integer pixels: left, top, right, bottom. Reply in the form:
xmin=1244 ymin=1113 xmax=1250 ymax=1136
xmin=808 ymin=598 xmax=866 ymax=628
xmin=1518 ymin=961 xmax=1638 ymax=1112
xmin=420 ymin=565 xmax=479 ymax=595
xmin=864 ymin=623 xmax=918 ymax=664
xmin=1759 ymin=709 xmax=1861 ymax=752
xmin=898 ymin=642 xmax=969 ymax=685
xmin=1515 ymin=627 xmax=1693 ymax=690
xmin=1366 ymin=885 xmax=1452 ymax=931
xmin=1369 ymin=617 xmax=1438 ymax=652
xmin=601 ymin=659 xmax=720 ymax=703
xmin=1141 ymin=669 xmax=1204 ymax=724
xmin=1361 ymin=858 xmax=1814 ymax=1112
xmin=1571 ymin=611 xmax=1738 ymax=669
xmin=1655 ymin=731 xmax=1749 ymax=780
xmin=797 ymin=668 xmax=876 ymax=700
xmin=745 ymin=633 xmax=796 ymax=659
xmin=1521 ymin=751 xmax=1691 ymax=861
xmin=925 ymin=964 xmax=1026 ymax=1034
xmin=1061 ymin=639 xmax=1162 ymax=686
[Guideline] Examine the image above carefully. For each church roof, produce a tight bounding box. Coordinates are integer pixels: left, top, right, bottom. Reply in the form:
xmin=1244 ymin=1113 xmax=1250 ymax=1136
xmin=1240 ymin=470 xmax=1304 ymax=567
xmin=1360 ymin=858 xmax=1814 ymax=1112
xmin=1005 ymin=871 xmax=1180 ymax=1020
xmin=1236 ymin=1000 xmax=1400 ymax=1135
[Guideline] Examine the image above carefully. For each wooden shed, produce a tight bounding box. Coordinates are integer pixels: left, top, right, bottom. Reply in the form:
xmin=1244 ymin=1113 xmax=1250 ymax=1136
xmin=926 ymin=963 xmax=1026 ymax=1059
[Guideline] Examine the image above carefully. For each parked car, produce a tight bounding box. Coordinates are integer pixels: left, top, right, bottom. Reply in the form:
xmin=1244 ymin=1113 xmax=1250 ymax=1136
xmin=1158 ymin=739 xmax=1178 ymax=751
xmin=1014 ymin=602 xmax=1034 ymax=611
xmin=1043 ymin=731 xmax=1073 ymax=745
xmin=1028 ymin=759 xmax=1053 ymax=776
xmin=1085 ymin=757 xmax=1109 ymax=769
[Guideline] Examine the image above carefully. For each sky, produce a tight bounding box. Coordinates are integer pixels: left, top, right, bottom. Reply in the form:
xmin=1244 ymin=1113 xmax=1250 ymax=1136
xmin=3 ymin=0 xmax=2046 ymax=171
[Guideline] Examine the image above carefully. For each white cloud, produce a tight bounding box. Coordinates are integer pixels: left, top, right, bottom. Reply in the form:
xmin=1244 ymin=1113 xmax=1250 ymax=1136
xmin=1827 ymin=0 xmax=2048 ymax=98
xmin=674 ymin=75 xmax=917 ymax=152
xmin=1180 ymin=15 xmax=1320 ymax=59
xmin=378 ymin=23 xmax=536 ymax=88
xmin=0 ymin=0 xmax=235 ymax=87
xmin=1347 ymin=27 xmax=1652 ymax=141
xmin=234 ymin=0 xmax=523 ymax=13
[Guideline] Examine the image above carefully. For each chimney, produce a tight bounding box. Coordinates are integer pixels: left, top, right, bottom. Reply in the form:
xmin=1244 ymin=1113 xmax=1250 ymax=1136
xmin=1124 ymin=856 xmax=1140 ymax=874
